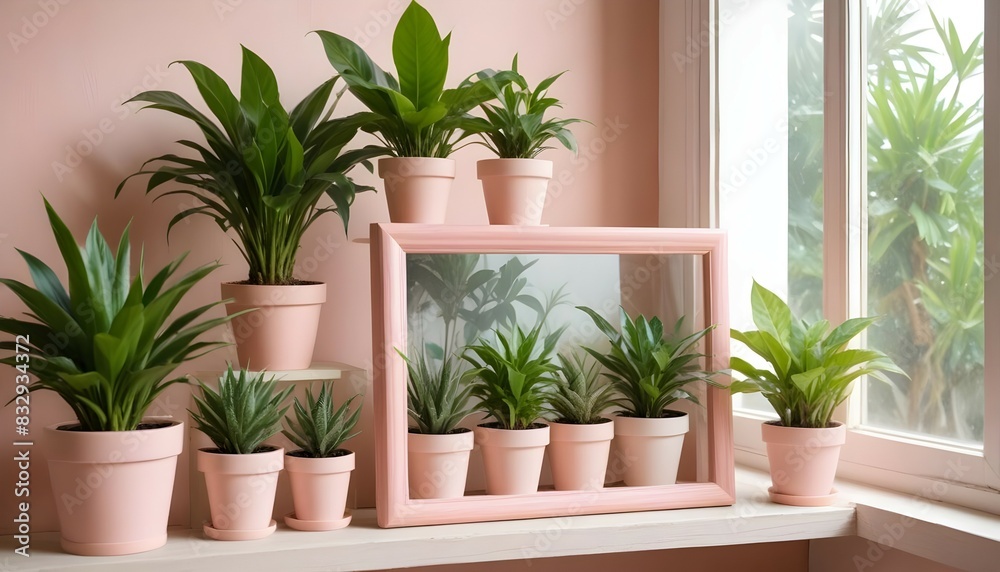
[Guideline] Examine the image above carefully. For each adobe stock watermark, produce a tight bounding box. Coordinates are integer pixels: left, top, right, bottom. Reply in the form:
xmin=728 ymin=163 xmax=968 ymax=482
xmin=7 ymin=0 xmax=71 ymax=54
xmin=671 ymin=0 xmax=750 ymax=72
xmin=51 ymin=63 xmax=171 ymax=182
xmin=545 ymin=0 xmax=589 ymax=30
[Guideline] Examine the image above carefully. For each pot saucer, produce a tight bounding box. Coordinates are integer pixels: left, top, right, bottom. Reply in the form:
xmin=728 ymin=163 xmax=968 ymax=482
xmin=284 ymin=510 xmax=352 ymax=531
xmin=203 ymin=519 xmax=277 ymax=540
xmin=768 ymin=486 xmax=838 ymax=507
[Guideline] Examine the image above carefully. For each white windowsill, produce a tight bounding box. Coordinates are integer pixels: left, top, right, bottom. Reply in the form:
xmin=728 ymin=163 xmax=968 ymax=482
xmin=6 ymin=468 xmax=998 ymax=572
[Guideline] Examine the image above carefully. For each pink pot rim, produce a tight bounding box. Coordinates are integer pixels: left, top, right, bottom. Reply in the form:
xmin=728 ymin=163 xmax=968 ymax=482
xmin=613 ymin=413 xmax=689 ymax=437
xmin=378 ymin=157 xmax=456 ymax=178
xmin=474 ymin=423 xmax=550 ymax=447
xmin=761 ymin=421 xmax=847 ymax=446
xmin=284 ymin=450 xmax=355 ymax=474
xmin=549 ymin=420 xmax=615 ymax=443
xmin=44 ymin=419 xmax=183 ymax=463
xmin=221 ymin=282 xmax=326 ymax=306
xmin=196 ymin=447 xmax=284 ymax=474
xmin=477 ymin=158 xmax=553 ymax=179
xmin=408 ymin=430 xmax=475 ymax=453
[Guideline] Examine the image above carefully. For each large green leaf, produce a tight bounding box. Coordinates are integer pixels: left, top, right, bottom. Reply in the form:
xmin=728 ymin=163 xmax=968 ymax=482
xmin=393 ymin=1 xmax=450 ymax=111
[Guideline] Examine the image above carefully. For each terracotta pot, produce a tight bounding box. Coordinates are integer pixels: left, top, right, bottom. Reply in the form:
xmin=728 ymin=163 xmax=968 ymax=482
xmin=221 ymin=282 xmax=325 ymax=371
xmin=474 ymin=423 xmax=549 ymax=495
xmin=477 ymin=158 xmax=553 ymax=226
xmin=762 ymin=421 xmax=846 ymax=505
xmin=548 ymin=419 xmax=614 ymax=491
xmin=378 ymin=157 xmax=456 ymax=223
xmin=44 ymin=420 xmax=183 ymax=556
xmin=197 ymin=447 xmax=283 ymax=538
xmin=284 ymin=450 xmax=354 ymax=530
xmin=407 ymin=429 xmax=473 ymax=499
xmin=613 ymin=412 xmax=688 ymax=486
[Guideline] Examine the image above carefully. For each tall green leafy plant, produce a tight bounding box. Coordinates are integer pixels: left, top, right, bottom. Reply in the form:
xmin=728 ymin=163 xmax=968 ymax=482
xmin=190 ymin=366 xmax=293 ymax=454
xmin=730 ymin=281 xmax=905 ymax=429
xmin=314 ymin=1 xmax=513 ymax=158
xmin=117 ymin=46 xmax=381 ymax=285
xmin=579 ymin=306 xmax=718 ymax=419
xmin=0 ymin=200 xmax=234 ymax=431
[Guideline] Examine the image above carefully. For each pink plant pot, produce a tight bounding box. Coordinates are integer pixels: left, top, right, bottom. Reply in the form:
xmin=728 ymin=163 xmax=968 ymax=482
xmin=197 ymin=447 xmax=283 ymax=536
xmin=762 ymin=421 xmax=846 ymax=504
xmin=474 ymin=423 xmax=549 ymax=495
xmin=613 ymin=412 xmax=689 ymax=486
xmin=221 ymin=282 xmax=326 ymax=371
xmin=407 ymin=430 xmax=474 ymax=499
xmin=285 ymin=450 xmax=354 ymax=527
xmin=477 ymin=158 xmax=553 ymax=226
xmin=44 ymin=420 xmax=184 ymax=556
xmin=548 ymin=420 xmax=614 ymax=491
xmin=378 ymin=157 xmax=456 ymax=223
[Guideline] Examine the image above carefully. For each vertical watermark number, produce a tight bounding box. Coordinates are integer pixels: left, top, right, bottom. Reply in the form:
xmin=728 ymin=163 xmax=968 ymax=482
xmin=12 ymin=335 xmax=32 ymax=558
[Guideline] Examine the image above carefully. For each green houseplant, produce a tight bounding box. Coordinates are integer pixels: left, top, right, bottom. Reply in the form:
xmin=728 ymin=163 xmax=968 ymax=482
xmin=579 ymin=306 xmax=718 ymax=486
xmin=0 ymin=199 xmax=233 ymax=556
xmin=730 ymin=280 xmax=905 ymax=505
xmin=401 ymin=349 xmax=475 ymax=499
xmin=315 ymin=1 xmax=513 ymax=223
xmin=546 ymin=353 xmax=617 ymax=491
xmin=464 ymin=322 xmax=565 ymax=495
xmin=191 ymin=366 xmax=293 ymax=540
xmin=281 ymin=382 xmax=361 ymax=530
xmin=118 ymin=45 xmax=381 ymax=371
xmin=473 ymin=55 xmax=586 ymax=225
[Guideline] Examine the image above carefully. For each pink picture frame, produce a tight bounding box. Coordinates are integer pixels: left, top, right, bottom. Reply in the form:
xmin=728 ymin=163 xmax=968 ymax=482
xmin=370 ymin=223 xmax=734 ymax=528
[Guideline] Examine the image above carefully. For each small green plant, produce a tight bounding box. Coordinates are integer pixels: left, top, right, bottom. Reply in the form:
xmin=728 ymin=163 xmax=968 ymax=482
xmin=400 ymin=349 xmax=473 ymax=435
xmin=547 ymin=353 xmax=617 ymax=425
xmin=464 ymin=322 xmax=565 ymax=430
xmin=579 ymin=306 xmax=719 ymax=419
xmin=472 ymin=55 xmax=585 ymax=159
xmin=0 ymin=199 xmax=233 ymax=431
xmin=315 ymin=1 xmax=514 ymax=158
xmin=190 ymin=366 xmax=294 ymax=454
xmin=282 ymin=382 xmax=361 ymax=458
xmin=118 ymin=46 xmax=380 ymax=285
xmin=730 ymin=280 xmax=906 ymax=428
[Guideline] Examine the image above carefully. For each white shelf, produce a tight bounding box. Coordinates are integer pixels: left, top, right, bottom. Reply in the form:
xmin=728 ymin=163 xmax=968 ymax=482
xmin=190 ymin=362 xmax=355 ymax=383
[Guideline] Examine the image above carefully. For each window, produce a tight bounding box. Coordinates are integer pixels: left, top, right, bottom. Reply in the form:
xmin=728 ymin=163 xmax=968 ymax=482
xmin=715 ymin=0 xmax=999 ymax=504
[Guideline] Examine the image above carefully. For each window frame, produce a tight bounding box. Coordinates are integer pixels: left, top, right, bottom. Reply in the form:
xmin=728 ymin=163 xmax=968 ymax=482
xmin=667 ymin=0 xmax=1000 ymax=511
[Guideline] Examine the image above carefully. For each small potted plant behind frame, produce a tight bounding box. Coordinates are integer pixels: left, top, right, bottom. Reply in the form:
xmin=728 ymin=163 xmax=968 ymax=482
xmin=315 ymin=1 xmax=514 ymax=223
xmin=0 ymin=200 xmax=234 ymax=556
xmin=282 ymin=382 xmax=361 ymax=531
xmin=580 ymin=306 xmax=719 ymax=486
xmin=401 ymin=349 xmax=475 ymax=499
xmin=191 ymin=366 xmax=293 ymax=540
xmin=546 ymin=353 xmax=617 ymax=491
xmin=472 ymin=55 xmax=585 ymax=225
xmin=465 ymin=318 xmax=565 ymax=495
xmin=730 ymin=281 xmax=905 ymax=506
xmin=118 ymin=46 xmax=379 ymax=371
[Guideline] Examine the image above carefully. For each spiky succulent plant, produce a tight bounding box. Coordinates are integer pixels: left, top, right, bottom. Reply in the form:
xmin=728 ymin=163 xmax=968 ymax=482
xmin=282 ymin=381 xmax=361 ymax=457
xmin=401 ymin=348 xmax=473 ymax=435
xmin=548 ymin=353 xmax=617 ymax=425
xmin=190 ymin=366 xmax=293 ymax=454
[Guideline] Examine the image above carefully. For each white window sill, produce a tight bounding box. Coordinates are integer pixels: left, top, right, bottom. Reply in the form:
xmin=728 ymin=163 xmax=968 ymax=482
xmin=7 ymin=468 xmax=999 ymax=571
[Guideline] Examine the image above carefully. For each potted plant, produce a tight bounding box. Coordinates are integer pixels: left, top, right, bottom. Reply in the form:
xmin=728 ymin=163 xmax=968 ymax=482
xmin=546 ymin=353 xmax=617 ymax=491
xmin=579 ymin=306 xmax=719 ymax=486
xmin=190 ymin=366 xmax=293 ymax=540
xmin=730 ymin=281 xmax=905 ymax=506
xmin=0 ymin=200 xmax=233 ymax=555
xmin=401 ymin=349 xmax=475 ymax=499
xmin=117 ymin=46 xmax=380 ymax=371
xmin=314 ymin=1 xmax=514 ymax=223
xmin=281 ymin=381 xmax=361 ymax=531
xmin=472 ymin=55 xmax=585 ymax=225
xmin=464 ymin=322 xmax=565 ymax=495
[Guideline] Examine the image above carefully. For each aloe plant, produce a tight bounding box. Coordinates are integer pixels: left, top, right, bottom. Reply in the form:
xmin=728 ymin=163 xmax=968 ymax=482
xmin=0 ymin=200 xmax=233 ymax=432
xmin=400 ymin=349 xmax=473 ymax=435
xmin=548 ymin=353 xmax=616 ymax=425
xmin=579 ymin=306 xmax=719 ymax=419
xmin=190 ymin=366 xmax=293 ymax=454
xmin=117 ymin=46 xmax=381 ymax=285
xmin=282 ymin=382 xmax=361 ymax=458
xmin=730 ymin=281 xmax=906 ymax=429
xmin=314 ymin=1 xmax=514 ymax=158
xmin=470 ymin=55 xmax=585 ymax=159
